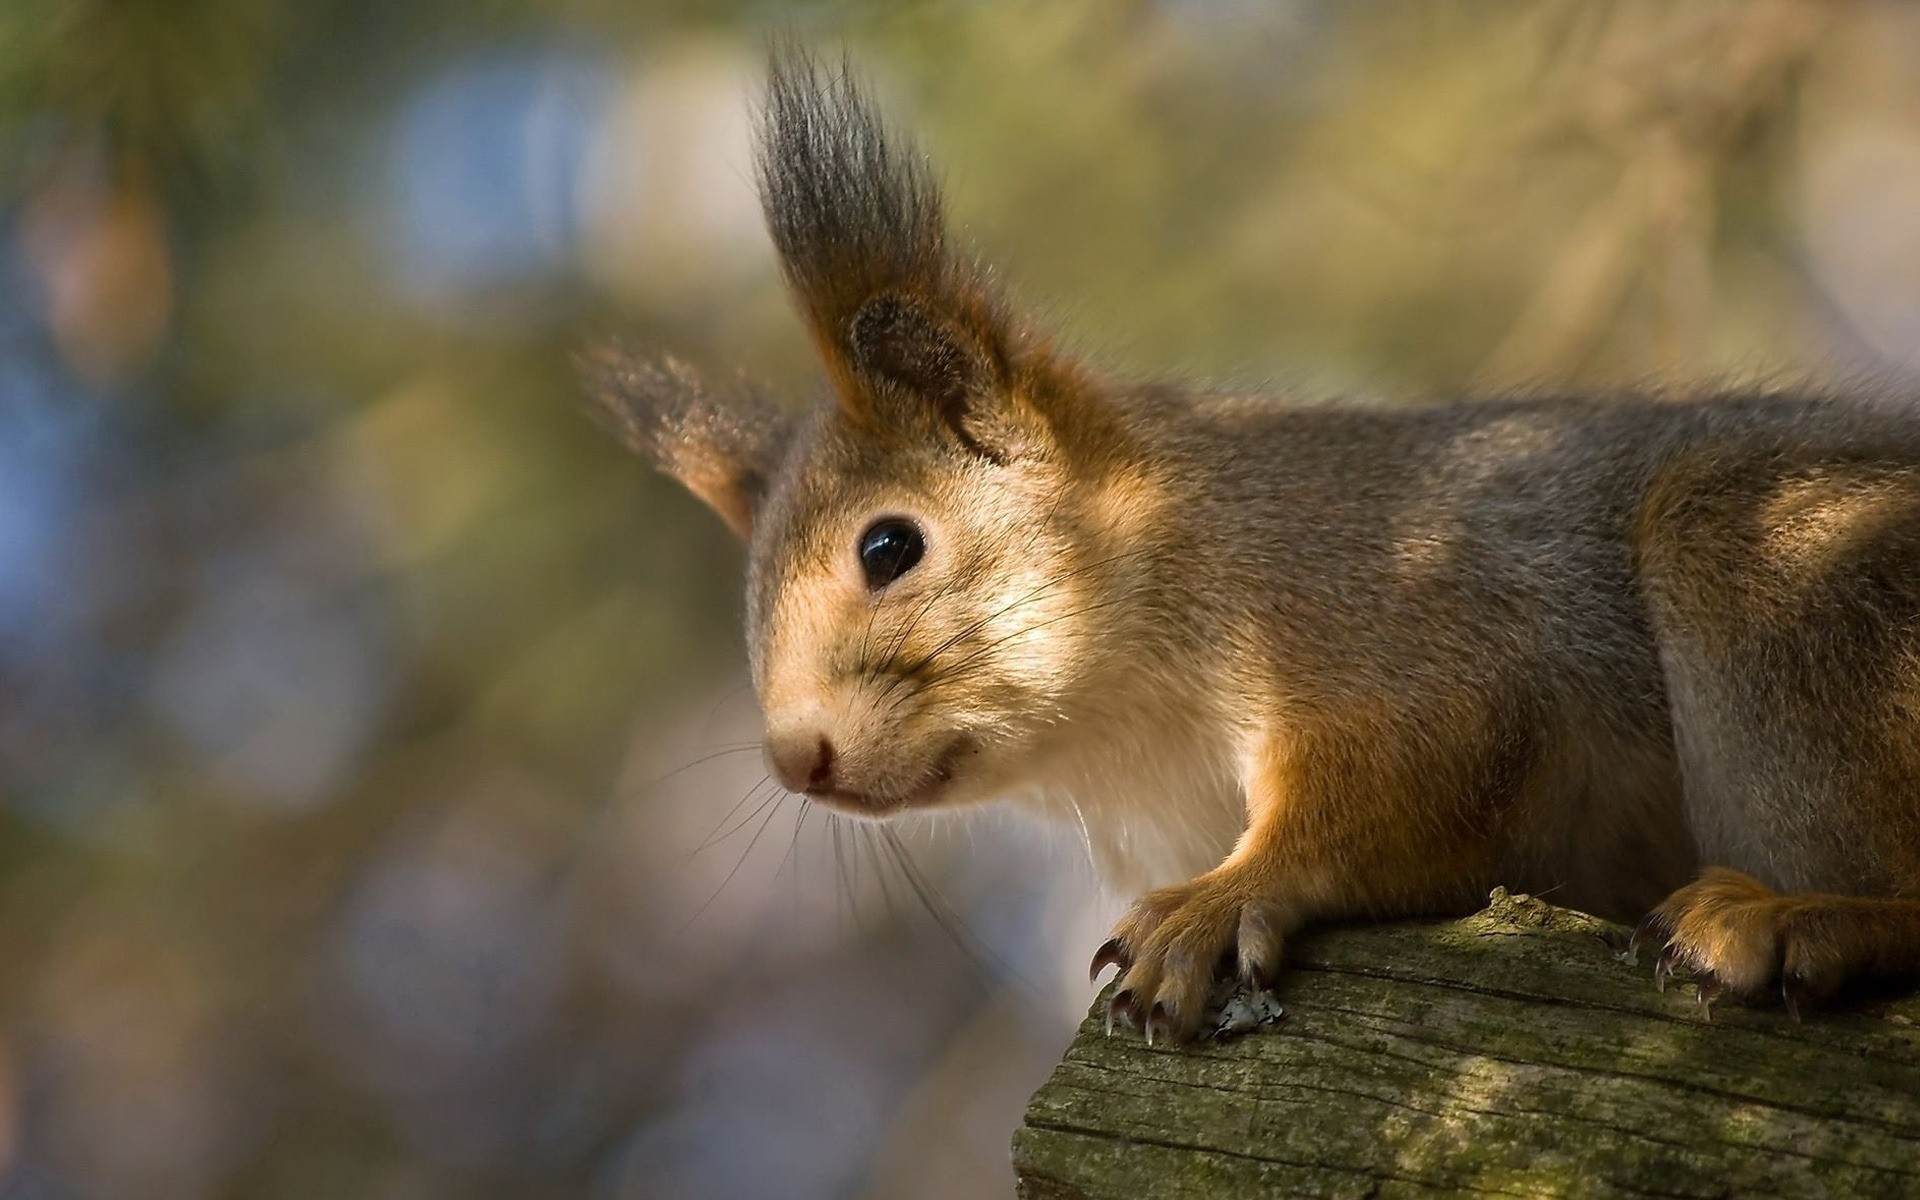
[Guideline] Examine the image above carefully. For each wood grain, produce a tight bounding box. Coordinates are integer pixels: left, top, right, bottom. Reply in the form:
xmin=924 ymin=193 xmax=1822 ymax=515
xmin=1014 ymin=889 xmax=1920 ymax=1199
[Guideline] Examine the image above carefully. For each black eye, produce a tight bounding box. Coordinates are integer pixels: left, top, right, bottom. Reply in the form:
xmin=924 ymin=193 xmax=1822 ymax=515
xmin=858 ymin=518 xmax=925 ymax=590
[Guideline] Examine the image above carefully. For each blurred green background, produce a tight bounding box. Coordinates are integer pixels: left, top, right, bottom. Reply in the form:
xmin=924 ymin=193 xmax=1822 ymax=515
xmin=2 ymin=0 xmax=1917 ymax=1196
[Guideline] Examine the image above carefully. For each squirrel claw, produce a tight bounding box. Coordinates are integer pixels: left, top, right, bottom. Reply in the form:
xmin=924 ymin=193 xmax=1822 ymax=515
xmin=1629 ymin=911 xmax=1671 ymax=966
xmin=1694 ymin=972 xmax=1724 ymax=1020
xmin=1105 ymin=989 xmax=1138 ymax=1037
xmin=1774 ymin=975 xmax=1804 ymax=1021
xmin=1089 ymin=938 xmax=1128 ymax=984
xmin=1144 ymin=1001 xmax=1173 ymax=1047
xmin=1654 ymin=943 xmax=1683 ymax=992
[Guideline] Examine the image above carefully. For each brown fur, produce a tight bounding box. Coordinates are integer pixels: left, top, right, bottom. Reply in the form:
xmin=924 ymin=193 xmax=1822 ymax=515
xmin=586 ymin=53 xmax=1920 ymax=1040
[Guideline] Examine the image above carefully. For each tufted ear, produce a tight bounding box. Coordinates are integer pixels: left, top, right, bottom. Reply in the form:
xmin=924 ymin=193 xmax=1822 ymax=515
xmin=846 ymin=293 xmax=990 ymax=417
xmin=580 ymin=345 xmax=787 ymax=539
xmin=756 ymin=50 xmax=1041 ymax=459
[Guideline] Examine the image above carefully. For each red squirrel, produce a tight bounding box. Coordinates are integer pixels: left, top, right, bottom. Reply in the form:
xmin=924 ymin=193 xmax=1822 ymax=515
xmin=585 ymin=52 xmax=1920 ymax=1042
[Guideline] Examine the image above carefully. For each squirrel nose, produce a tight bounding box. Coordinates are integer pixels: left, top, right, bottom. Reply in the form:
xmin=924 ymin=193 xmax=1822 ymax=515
xmin=768 ymin=732 xmax=836 ymax=795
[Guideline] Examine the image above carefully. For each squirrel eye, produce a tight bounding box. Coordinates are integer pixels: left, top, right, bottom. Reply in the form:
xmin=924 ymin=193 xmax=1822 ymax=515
xmin=858 ymin=518 xmax=925 ymax=590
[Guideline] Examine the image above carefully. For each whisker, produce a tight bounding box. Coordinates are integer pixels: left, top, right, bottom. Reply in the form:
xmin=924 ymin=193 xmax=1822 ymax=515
xmin=879 ymin=826 xmax=1040 ymax=997
xmin=856 ymin=555 xmax=889 ymax=671
xmin=859 ymin=823 xmax=900 ymax=923
xmin=781 ymin=797 xmax=814 ymax=891
xmin=535 ymin=742 xmax=767 ymax=903
xmin=867 ymin=491 xmax=1095 ymax=697
xmin=686 ymin=774 xmax=780 ymax=858
xmin=830 ymin=815 xmax=864 ymax=934
xmin=618 ymin=743 xmax=763 ymax=808
xmin=877 ymin=585 xmax=947 ymax=681
xmin=866 ymin=548 xmax=1146 ymax=721
xmin=919 ymin=596 xmax=1136 ymax=692
xmin=678 ymin=785 xmax=794 ymax=934
xmin=699 ymin=683 xmax=757 ymax=739
xmin=895 ymin=543 xmax=1154 ymax=682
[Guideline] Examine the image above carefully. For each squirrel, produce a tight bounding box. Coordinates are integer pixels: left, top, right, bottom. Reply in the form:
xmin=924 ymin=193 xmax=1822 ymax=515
xmin=583 ymin=51 xmax=1920 ymax=1043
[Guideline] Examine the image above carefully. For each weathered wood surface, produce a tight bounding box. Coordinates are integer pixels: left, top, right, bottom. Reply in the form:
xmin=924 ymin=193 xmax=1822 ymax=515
xmin=1014 ymin=889 xmax=1920 ymax=1199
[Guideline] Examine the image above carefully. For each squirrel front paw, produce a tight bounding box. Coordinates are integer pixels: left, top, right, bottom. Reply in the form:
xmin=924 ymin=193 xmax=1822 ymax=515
xmin=1090 ymin=869 xmax=1290 ymax=1043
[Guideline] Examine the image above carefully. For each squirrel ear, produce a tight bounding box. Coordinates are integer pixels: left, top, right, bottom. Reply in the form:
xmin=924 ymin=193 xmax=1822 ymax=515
xmin=756 ymin=51 xmax=1026 ymax=453
xmin=847 ymin=294 xmax=988 ymax=414
xmin=847 ymin=293 xmax=1024 ymax=459
xmin=579 ymin=346 xmax=786 ymax=540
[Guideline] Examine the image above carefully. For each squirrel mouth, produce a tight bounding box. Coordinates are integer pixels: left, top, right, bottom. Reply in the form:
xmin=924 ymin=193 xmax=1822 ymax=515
xmin=817 ymin=738 xmax=968 ymax=816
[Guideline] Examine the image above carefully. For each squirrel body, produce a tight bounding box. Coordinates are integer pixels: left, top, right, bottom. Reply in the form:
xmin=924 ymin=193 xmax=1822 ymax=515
xmin=587 ymin=54 xmax=1920 ymax=1040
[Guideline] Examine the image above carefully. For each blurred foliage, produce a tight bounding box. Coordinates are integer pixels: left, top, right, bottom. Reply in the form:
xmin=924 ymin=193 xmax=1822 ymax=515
xmin=0 ymin=0 xmax=291 ymax=194
xmin=1 ymin=1 xmax=1918 ymax=1197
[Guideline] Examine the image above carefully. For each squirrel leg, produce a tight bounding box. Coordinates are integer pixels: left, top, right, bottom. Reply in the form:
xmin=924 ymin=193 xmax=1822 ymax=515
xmin=1634 ymin=868 xmax=1920 ymax=1016
xmin=1634 ymin=456 xmax=1920 ymax=1013
xmin=1092 ymin=734 xmax=1332 ymax=1044
xmin=1090 ymin=713 xmax=1517 ymax=1042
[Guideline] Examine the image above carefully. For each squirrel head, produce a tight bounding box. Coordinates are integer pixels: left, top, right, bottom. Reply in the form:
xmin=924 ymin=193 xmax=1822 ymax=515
xmin=584 ymin=52 xmax=1158 ymax=817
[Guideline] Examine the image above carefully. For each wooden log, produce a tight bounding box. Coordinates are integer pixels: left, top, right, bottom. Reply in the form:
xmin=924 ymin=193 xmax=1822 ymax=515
xmin=1013 ymin=889 xmax=1920 ymax=1198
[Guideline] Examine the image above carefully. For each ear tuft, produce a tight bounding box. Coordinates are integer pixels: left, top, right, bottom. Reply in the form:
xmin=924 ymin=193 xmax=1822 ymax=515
xmin=756 ymin=49 xmax=950 ymax=350
xmin=578 ymin=342 xmax=786 ymax=539
xmin=753 ymin=49 xmax=1104 ymax=462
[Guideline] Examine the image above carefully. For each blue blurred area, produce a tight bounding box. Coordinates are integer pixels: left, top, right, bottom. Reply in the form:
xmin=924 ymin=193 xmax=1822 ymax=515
xmin=0 ymin=219 xmax=138 ymax=844
xmin=0 ymin=224 xmax=90 ymax=651
xmin=149 ymin=546 xmax=392 ymax=812
xmin=0 ymin=362 xmax=83 ymax=647
xmin=384 ymin=48 xmax=617 ymax=322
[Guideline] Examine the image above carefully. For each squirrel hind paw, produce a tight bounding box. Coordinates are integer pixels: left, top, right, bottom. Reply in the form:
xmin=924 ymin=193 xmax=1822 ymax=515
xmin=1635 ymin=867 xmax=1920 ymax=1015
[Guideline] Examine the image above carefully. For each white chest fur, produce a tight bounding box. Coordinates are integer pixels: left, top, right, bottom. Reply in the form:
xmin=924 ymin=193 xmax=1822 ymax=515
xmin=1017 ymin=692 xmax=1247 ymax=897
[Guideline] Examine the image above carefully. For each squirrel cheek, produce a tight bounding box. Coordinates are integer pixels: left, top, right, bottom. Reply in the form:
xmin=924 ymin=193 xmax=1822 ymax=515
xmin=976 ymin=585 xmax=1087 ymax=691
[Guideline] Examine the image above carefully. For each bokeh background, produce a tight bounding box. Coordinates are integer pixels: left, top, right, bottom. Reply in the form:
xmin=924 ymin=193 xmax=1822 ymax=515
xmin=3 ymin=0 xmax=1919 ymax=1196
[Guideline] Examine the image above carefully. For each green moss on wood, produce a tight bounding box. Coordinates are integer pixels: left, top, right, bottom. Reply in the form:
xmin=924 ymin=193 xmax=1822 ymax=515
xmin=1015 ymin=890 xmax=1920 ymax=1199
